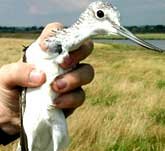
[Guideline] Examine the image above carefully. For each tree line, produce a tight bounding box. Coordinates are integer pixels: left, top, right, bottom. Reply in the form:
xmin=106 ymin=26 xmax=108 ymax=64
xmin=0 ymin=25 xmax=165 ymax=33
xmin=0 ymin=26 xmax=44 ymax=33
xmin=126 ymin=25 xmax=165 ymax=33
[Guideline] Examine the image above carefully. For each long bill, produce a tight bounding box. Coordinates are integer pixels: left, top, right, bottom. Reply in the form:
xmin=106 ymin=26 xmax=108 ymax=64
xmin=113 ymin=25 xmax=164 ymax=53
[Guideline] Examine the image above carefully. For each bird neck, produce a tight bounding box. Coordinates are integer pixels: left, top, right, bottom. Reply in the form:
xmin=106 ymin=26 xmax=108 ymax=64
xmin=67 ymin=19 xmax=96 ymax=42
xmin=67 ymin=8 xmax=97 ymax=39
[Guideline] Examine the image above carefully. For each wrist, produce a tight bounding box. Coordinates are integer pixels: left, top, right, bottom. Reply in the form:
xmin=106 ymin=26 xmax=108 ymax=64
xmin=0 ymin=128 xmax=20 ymax=145
xmin=0 ymin=101 xmax=20 ymax=135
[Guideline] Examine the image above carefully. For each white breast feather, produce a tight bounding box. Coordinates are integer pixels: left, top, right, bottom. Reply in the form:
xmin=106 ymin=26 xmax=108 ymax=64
xmin=23 ymin=41 xmax=69 ymax=151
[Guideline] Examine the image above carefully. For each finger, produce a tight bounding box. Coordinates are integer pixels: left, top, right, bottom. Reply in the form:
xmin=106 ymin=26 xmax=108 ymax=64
xmin=0 ymin=62 xmax=46 ymax=89
xmin=54 ymin=88 xmax=85 ymax=109
xmin=51 ymin=64 xmax=94 ymax=93
xmin=38 ymin=22 xmax=64 ymax=51
xmin=60 ymin=40 xmax=94 ymax=69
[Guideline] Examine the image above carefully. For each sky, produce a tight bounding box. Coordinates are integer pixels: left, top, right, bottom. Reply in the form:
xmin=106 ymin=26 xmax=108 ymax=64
xmin=0 ymin=0 xmax=165 ymax=27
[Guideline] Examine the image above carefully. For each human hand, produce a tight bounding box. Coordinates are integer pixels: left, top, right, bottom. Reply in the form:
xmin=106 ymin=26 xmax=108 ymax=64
xmin=38 ymin=22 xmax=94 ymax=116
xmin=0 ymin=63 xmax=46 ymax=135
xmin=0 ymin=23 xmax=94 ymax=135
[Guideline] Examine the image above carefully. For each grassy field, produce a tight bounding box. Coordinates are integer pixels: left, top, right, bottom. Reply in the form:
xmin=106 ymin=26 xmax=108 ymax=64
xmin=0 ymin=37 xmax=165 ymax=151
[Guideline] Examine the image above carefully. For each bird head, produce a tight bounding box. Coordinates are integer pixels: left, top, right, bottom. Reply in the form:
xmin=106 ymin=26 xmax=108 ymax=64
xmin=87 ymin=1 xmax=120 ymax=34
xmin=81 ymin=0 xmax=163 ymax=52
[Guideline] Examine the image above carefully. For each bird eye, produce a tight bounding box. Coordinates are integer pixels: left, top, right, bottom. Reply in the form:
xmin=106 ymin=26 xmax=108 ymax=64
xmin=96 ymin=10 xmax=104 ymax=18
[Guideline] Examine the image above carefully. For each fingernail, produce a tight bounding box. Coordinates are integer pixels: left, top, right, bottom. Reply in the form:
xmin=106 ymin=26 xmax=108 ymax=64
xmin=29 ymin=69 xmax=44 ymax=84
xmin=55 ymin=78 xmax=67 ymax=90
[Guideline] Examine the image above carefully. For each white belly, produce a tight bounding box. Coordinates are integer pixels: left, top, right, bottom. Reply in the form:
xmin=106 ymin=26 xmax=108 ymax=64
xmin=22 ymin=41 xmax=69 ymax=151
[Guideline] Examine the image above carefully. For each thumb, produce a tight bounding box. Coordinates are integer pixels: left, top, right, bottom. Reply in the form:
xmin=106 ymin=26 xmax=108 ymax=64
xmin=0 ymin=62 xmax=46 ymax=89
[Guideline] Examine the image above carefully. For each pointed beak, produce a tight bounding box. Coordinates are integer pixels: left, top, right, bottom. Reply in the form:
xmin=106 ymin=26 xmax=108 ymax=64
xmin=113 ymin=25 xmax=164 ymax=53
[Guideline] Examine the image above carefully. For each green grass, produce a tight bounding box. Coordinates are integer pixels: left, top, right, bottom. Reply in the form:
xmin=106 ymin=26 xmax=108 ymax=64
xmin=0 ymin=37 xmax=165 ymax=151
xmin=150 ymin=108 xmax=165 ymax=125
xmin=106 ymin=136 xmax=164 ymax=151
xmin=67 ymin=43 xmax=165 ymax=151
xmin=157 ymin=80 xmax=165 ymax=89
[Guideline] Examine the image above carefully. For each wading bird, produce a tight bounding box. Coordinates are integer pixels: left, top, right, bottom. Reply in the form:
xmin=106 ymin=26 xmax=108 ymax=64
xmin=18 ymin=1 xmax=164 ymax=151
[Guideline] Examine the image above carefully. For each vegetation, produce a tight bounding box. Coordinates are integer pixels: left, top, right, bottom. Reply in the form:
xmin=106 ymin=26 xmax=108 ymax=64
xmin=66 ymin=43 xmax=165 ymax=151
xmin=0 ymin=26 xmax=44 ymax=33
xmin=0 ymin=25 xmax=165 ymax=33
xmin=0 ymin=25 xmax=165 ymax=40
xmin=126 ymin=25 xmax=165 ymax=33
xmin=0 ymin=37 xmax=165 ymax=151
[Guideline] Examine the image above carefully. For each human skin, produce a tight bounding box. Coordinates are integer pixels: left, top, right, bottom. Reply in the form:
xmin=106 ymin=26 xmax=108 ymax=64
xmin=0 ymin=23 xmax=94 ymax=135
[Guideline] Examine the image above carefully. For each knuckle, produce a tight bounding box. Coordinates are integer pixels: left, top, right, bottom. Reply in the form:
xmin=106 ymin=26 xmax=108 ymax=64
xmin=11 ymin=63 xmax=29 ymax=85
xmin=79 ymin=88 xmax=86 ymax=105
xmin=70 ymin=88 xmax=85 ymax=107
xmin=6 ymin=63 xmax=20 ymax=80
xmin=83 ymin=64 xmax=95 ymax=83
xmin=0 ymin=62 xmax=24 ymax=87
